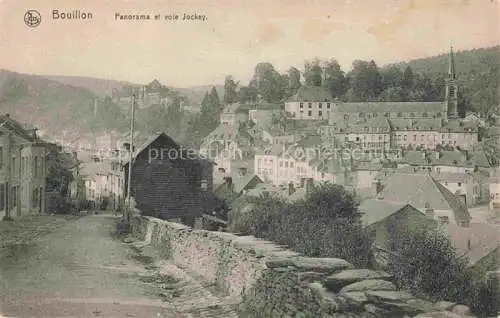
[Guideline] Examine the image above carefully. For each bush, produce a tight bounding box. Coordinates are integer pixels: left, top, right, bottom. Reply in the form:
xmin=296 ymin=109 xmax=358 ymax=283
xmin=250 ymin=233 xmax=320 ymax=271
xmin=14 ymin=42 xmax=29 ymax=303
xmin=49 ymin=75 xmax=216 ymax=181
xmin=227 ymin=183 xmax=373 ymax=267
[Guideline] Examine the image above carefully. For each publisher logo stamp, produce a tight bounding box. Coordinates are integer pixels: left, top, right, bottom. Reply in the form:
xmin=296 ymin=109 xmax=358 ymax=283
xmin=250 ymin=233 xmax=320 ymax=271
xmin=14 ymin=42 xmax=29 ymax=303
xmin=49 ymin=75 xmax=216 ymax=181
xmin=24 ymin=10 xmax=41 ymax=27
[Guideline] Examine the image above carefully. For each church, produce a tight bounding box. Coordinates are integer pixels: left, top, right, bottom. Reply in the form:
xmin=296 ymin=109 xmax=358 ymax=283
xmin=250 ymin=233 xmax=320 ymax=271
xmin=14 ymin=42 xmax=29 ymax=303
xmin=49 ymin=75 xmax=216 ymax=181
xmin=330 ymin=47 xmax=459 ymax=123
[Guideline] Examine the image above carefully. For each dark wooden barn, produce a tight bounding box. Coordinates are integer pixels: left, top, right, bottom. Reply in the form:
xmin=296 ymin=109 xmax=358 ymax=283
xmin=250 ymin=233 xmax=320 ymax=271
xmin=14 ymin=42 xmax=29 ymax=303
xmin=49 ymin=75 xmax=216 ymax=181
xmin=123 ymin=133 xmax=214 ymax=223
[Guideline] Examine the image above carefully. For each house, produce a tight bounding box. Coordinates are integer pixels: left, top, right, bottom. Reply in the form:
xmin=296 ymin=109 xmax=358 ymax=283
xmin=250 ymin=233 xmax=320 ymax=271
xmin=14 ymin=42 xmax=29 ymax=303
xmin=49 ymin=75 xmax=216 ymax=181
xmin=245 ymin=177 xmax=317 ymax=203
xmin=375 ymin=172 xmax=471 ymax=227
xmin=0 ymin=114 xmax=49 ymax=219
xmin=359 ymin=199 xmax=438 ymax=265
xmin=122 ymin=132 xmax=214 ymax=224
xmin=444 ymin=223 xmax=500 ymax=279
xmin=489 ymin=167 xmax=500 ymax=217
xmin=352 ymin=162 xmax=384 ymax=197
xmin=285 ymin=86 xmax=334 ymax=120
xmin=335 ymin=117 xmax=392 ymax=151
xmin=390 ymin=118 xmax=442 ymax=149
xmin=220 ymin=103 xmax=249 ymax=125
xmin=248 ymin=103 xmax=283 ymax=128
xmin=80 ymin=157 xmax=112 ymax=209
xmin=262 ymin=127 xmax=295 ymax=146
xmin=214 ymin=169 xmax=263 ymax=202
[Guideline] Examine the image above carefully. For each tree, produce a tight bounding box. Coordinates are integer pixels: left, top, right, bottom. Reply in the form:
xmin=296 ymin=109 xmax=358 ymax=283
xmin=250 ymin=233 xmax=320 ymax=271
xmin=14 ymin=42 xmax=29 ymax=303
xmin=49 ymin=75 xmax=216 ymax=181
xmin=304 ymin=59 xmax=323 ymax=87
xmin=402 ymin=66 xmax=416 ymax=91
xmin=347 ymin=60 xmax=383 ymax=101
xmin=322 ymin=59 xmax=347 ymax=98
xmin=223 ymin=76 xmax=238 ymax=104
xmin=286 ymin=67 xmax=302 ymax=97
xmin=248 ymin=62 xmax=284 ymax=103
xmin=228 ymin=183 xmax=373 ymax=267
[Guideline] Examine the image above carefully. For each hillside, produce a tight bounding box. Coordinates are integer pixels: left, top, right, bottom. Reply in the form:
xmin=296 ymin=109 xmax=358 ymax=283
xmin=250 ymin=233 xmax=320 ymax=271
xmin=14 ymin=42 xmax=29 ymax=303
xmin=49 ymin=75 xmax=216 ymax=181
xmin=391 ymin=46 xmax=500 ymax=115
xmin=0 ymin=70 xmax=129 ymax=138
xmin=41 ymin=75 xmax=135 ymax=98
xmin=41 ymin=74 xmax=224 ymax=106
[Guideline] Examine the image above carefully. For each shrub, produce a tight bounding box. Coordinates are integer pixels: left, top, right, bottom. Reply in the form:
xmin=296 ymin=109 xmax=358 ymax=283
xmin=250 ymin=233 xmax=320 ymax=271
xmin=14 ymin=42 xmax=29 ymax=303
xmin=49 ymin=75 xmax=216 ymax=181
xmin=227 ymin=183 xmax=373 ymax=267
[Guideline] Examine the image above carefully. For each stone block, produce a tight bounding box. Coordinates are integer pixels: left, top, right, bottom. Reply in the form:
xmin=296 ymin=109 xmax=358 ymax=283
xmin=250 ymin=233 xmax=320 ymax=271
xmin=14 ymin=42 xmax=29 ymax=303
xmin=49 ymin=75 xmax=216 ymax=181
xmin=297 ymin=271 xmax=326 ymax=283
xmin=433 ymin=301 xmax=457 ymax=312
xmin=339 ymin=292 xmax=369 ymax=306
xmin=324 ymin=269 xmax=392 ymax=292
xmin=450 ymin=304 xmax=471 ymax=316
xmin=291 ymin=257 xmax=353 ymax=273
xmin=340 ymin=279 xmax=396 ymax=293
xmin=413 ymin=311 xmax=464 ymax=318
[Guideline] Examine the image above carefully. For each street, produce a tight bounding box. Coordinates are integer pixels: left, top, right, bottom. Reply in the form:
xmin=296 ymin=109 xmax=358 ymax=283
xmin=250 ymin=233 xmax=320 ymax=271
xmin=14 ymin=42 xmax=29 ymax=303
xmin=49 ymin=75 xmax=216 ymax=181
xmin=0 ymin=214 xmax=238 ymax=318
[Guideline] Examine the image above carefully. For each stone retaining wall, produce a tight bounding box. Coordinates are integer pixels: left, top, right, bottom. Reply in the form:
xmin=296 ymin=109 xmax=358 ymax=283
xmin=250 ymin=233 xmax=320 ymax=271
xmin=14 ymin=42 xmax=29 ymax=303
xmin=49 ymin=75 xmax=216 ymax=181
xmin=131 ymin=216 xmax=475 ymax=318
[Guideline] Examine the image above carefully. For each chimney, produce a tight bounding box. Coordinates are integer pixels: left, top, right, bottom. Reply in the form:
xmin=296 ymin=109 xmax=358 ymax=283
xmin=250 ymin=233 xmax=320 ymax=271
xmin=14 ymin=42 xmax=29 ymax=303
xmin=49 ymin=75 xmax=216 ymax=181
xmin=238 ymin=167 xmax=247 ymax=176
xmin=305 ymin=178 xmax=314 ymax=195
xmin=424 ymin=202 xmax=434 ymax=218
xmin=288 ymin=182 xmax=295 ymax=196
xmin=224 ymin=176 xmax=233 ymax=187
xmin=372 ymin=179 xmax=382 ymax=197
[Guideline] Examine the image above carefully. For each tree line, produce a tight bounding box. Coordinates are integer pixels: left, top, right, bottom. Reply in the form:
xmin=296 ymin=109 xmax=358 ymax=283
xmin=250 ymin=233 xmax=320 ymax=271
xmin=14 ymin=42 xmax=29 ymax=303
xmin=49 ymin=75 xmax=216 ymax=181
xmin=222 ymin=46 xmax=499 ymax=117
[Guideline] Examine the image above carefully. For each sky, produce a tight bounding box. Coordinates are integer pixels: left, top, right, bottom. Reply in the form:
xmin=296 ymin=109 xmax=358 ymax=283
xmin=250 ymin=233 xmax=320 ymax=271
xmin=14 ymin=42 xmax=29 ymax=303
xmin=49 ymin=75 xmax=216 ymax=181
xmin=0 ymin=0 xmax=498 ymax=87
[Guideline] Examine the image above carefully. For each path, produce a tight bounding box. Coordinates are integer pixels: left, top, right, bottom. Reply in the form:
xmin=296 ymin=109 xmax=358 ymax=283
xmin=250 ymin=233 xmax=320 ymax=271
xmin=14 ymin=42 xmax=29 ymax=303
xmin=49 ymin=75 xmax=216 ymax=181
xmin=0 ymin=214 xmax=239 ymax=318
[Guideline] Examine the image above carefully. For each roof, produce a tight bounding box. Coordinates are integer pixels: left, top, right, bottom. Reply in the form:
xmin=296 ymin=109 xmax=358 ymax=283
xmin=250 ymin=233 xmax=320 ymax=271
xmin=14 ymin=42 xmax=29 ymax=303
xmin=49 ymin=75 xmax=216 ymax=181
xmin=378 ymin=173 xmax=470 ymax=224
xmin=248 ymin=103 xmax=283 ymax=110
xmin=296 ymin=134 xmax=323 ymax=148
xmin=399 ymin=150 xmax=490 ymax=168
xmin=353 ymin=162 xmax=383 ymax=171
xmin=0 ymin=114 xmax=36 ymax=142
xmin=441 ymin=119 xmax=480 ymax=133
xmin=445 ymin=223 xmax=500 ymax=265
xmin=287 ymin=86 xmax=334 ymax=102
xmin=359 ymin=199 xmax=414 ymax=226
xmin=335 ymin=102 xmax=444 ymax=114
xmin=389 ymin=118 xmax=441 ymax=131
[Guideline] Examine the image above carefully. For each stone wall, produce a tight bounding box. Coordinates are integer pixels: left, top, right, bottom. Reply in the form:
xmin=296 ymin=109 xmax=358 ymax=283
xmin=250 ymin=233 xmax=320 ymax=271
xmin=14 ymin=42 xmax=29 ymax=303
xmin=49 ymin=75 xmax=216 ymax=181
xmin=131 ymin=216 xmax=475 ymax=318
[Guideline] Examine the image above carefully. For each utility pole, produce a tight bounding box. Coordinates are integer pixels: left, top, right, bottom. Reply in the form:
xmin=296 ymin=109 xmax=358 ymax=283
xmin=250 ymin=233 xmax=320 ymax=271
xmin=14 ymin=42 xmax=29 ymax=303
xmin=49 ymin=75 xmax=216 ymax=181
xmin=126 ymin=93 xmax=136 ymax=223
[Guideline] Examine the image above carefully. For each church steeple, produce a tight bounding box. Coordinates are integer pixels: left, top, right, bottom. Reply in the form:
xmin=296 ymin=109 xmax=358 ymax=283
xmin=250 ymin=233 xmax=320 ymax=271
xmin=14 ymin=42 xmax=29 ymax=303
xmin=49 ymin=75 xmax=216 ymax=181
xmin=445 ymin=46 xmax=458 ymax=119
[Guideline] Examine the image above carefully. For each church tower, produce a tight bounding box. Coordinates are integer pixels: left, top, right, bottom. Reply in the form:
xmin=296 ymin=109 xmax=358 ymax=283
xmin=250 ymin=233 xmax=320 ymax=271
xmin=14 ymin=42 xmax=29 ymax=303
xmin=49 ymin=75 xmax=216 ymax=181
xmin=445 ymin=46 xmax=458 ymax=119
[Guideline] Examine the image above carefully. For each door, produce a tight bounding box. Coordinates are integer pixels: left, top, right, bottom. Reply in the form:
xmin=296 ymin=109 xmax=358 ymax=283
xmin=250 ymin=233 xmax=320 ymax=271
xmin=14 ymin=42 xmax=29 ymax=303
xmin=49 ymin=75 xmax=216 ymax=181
xmin=39 ymin=187 xmax=43 ymax=213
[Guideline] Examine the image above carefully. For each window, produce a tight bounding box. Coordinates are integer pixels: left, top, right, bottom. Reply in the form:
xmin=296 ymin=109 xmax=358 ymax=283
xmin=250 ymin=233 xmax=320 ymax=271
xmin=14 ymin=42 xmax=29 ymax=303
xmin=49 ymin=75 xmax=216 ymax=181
xmin=327 ymin=103 xmax=331 ymax=109
xmin=318 ymin=103 xmax=322 ymax=108
xmin=0 ymin=147 xmax=3 ymax=169
xmin=284 ymin=161 xmax=288 ymax=168
xmin=11 ymin=156 xmax=16 ymax=176
xmin=403 ymin=135 xmax=407 ymax=141
xmin=299 ymin=103 xmax=304 ymax=108
xmin=290 ymin=162 xmax=294 ymax=168
xmin=410 ymin=113 xmax=415 ymax=118
xmin=308 ymin=103 xmax=312 ymax=108
xmin=0 ymin=184 xmax=4 ymax=211
xmin=318 ymin=111 xmax=323 ymax=117
xmin=397 ymin=112 xmax=403 ymax=117
xmin=34 ymin=156 xmax=38 ymax=177
xmin=458 ymin=182 xmax=462 ymax=187
xmin=423 ymin=112 xmax=428 ymax=118
xmin=308 ymin=111 xmax=312 ymax=117
xmin=200 ymin=179 xmax=208 ymax=191
xmin=438 ymin=216 xmax=449 ymax=225
xmin=379 ymin=135 xmax=382 ymax=141
xmin=413 ymin=135 xmax=417 ymax=141
xmin=32 ymin=188 xmax=38 ymax=208
xmin=279 ymin=161 xmax=283 ymax=167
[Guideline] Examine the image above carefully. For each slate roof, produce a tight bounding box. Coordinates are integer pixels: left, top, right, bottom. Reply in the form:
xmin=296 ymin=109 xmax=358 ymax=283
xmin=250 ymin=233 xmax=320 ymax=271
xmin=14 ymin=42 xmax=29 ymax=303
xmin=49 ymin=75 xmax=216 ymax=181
xmin=399 ymin=150 xmax=490 ymax=168
xmin=296 ymin=134 xmax=323 ymax=148
xmin=335 ymin=102 xmax=444 ymax=114
xmin=214 ymin=174 xmax=263 ymax=199
xmin=353 ymin=162 xmax=384 ymax=171
xmin=359 ymin=199 xmax=413 ymax=226
xmin=445 ymin=223 xmax=500 ymax=265
xmin=248 ymin=103 xmax=283 ymax=110
xmin=378 ymin=173 xmax=470 ymax=225
xmin=0 ymin=114 xmax=36 ymax=141
xmin=287 ymin=86 xmax=334 ymax=102
xmin=441 ymin=119 xmax=480 ymax=133
xmin=389 ymin=118 xmax=442 ymax=131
